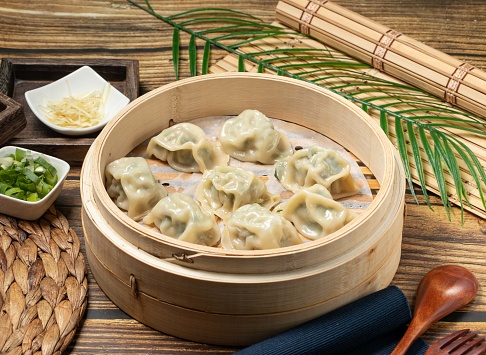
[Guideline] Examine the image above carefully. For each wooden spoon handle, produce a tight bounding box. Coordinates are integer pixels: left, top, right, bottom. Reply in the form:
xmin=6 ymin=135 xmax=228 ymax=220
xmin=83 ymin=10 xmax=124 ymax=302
xmin=390 ymin=317 xmax=428 ymax=355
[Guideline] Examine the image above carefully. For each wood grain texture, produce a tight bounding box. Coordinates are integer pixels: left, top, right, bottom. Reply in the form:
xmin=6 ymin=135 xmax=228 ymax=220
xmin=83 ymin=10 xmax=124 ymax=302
xmin=1 ymin=0 xmax=486 ymax=353
xmin=0 ymin=93 xmax=26 ymax=145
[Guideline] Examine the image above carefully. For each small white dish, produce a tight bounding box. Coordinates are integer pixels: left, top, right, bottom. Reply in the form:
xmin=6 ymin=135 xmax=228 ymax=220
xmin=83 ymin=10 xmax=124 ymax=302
xmin=0 ymin=146 xmax=70 ymax=220
xmin=25 ymin=66 xmax=130 ymax=136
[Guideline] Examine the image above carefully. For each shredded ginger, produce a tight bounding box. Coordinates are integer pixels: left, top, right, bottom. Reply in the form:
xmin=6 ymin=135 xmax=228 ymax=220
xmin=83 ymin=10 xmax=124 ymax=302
xmin=40 ymin=83 xmax=111 ymax=129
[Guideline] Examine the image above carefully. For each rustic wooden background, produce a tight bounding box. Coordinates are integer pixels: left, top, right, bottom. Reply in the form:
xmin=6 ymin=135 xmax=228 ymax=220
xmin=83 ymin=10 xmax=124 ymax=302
xmin=1 ymin=0 xmax=486 ymax=353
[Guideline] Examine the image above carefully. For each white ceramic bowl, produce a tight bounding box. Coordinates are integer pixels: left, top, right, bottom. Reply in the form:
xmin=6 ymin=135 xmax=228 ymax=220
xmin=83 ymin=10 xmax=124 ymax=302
xmin=0 ymin=146 xmax=70 ymax=220
xmin=25 ymin=66 xmax=130 ymax=136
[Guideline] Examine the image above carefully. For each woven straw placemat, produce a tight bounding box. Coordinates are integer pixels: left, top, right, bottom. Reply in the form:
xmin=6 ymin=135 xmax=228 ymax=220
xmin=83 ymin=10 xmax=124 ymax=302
xmin=0 ymin=205 xmax=87 ymax=354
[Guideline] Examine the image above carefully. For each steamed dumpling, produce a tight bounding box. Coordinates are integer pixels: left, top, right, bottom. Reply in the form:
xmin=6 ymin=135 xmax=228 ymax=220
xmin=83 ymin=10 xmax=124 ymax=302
xmin=195 ymin=166 xmax=280 ymax=221
xmin=146 ymin=122 xmax=229 ymax=172
xmin=222 ymin=204 xmax=302 ymax=250
xmin=218 ymin=109 xmax=293 ymax=164
xmin=280 ymin=184 xmax=355 ymax=240
xmin=142 ymin=192 xmax=220 ymax=246
xmin=105 ymin=157 xmax=167 ymax=220
xmin=275 ymin=146 xmax=358 ymax=199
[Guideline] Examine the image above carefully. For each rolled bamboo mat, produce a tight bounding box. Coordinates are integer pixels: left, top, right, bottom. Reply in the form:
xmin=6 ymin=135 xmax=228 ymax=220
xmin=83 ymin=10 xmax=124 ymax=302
xmin=275 ymin=0 xmax=486 ymax=120
xmin=0 ymin=206 xmax=87 ymax=354
xmin=209 ymin=23 xmax=486 ymax=219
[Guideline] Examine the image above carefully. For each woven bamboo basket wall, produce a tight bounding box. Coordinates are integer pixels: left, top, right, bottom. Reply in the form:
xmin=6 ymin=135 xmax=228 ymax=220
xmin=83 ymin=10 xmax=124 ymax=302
xmin=80 ymin=73 xmax=405 ymax=346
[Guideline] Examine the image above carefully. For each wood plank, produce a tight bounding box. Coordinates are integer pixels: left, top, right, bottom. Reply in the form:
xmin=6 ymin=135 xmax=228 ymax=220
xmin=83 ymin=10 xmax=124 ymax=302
xmin=1 ymin=1 xmax=486 ymax=353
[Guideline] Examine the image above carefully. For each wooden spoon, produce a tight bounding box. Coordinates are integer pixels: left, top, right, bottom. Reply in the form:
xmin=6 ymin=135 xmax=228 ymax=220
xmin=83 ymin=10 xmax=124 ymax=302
xmin=391 ymin=265 xmax=479 ymax=355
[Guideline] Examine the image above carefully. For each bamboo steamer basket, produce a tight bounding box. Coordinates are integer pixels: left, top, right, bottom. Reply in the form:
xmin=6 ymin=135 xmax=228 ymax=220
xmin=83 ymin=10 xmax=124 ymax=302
xmin=80 ymin=73 xmax=406 ymax=346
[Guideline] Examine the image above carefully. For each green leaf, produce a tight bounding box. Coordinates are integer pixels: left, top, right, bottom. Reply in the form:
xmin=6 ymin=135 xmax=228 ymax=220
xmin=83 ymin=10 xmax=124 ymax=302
xmin=435 ymin=133 xmax=468 ymax=215
xmin=238 ymin=55 xmax=245 ymax=72
xmin=379 ymin=110 xmax=389 ymax=136
xmin=144 ymin=0 xmax=154 ymax=12
xmin=257 ymin=62 xmax=264 ymax=73
xmin=166 ymin=7 xmax=264 ymax=22
xmin=433 ymin=143 xmax=452 ymax=219
xmin=189 ymin=34 xmax=197 ymax=77
xmin=202 ymin=41 xmax=211 ymax=75
xmin=361 ymin=103 xmax=368 ymax=114
xmin=182 ymin=19 xmax=275 ymax=29
xmin=418 ymin=126 xmax=450 ymax=215
xmin=407 ymin=121 xmax=430 ymax=206
xmin=449 ymin=138 xmax=486 ymax=210
xmin=172 ymin=28 xmax=180 ymax=80
xmin=395 ymin=117 xmax=418 ymax=203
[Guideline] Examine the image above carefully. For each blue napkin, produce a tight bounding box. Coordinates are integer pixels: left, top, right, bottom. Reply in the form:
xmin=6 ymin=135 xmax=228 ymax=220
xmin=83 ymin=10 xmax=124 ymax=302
xmin=234 ymin=285 xmax=428 ymax=355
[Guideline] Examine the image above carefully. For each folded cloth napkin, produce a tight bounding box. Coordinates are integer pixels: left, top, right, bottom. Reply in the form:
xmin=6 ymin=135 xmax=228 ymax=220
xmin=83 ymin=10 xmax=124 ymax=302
xmin=234 ymin=285 xmax=428 ymax=355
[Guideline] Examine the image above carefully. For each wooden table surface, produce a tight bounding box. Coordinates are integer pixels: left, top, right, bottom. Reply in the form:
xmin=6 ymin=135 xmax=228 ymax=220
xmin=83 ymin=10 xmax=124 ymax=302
xmin=1 ymin=0 xmax=486 ymax=353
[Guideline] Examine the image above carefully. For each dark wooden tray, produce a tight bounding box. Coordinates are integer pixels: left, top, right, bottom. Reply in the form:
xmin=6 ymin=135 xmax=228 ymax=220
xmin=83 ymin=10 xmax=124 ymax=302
xmin=0 ymin=58 xmax=139 ymax=165
xmin=0 ymin=92 xmax=26 ymax=146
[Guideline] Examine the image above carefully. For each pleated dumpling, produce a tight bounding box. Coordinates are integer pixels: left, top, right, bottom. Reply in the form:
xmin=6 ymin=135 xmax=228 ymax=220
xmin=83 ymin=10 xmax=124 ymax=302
xmin=105 ymin=157 xmax=167 ymax=220
xmin=146 ymin=122 xmax=229 ymax=173
xmin=221 ymin=204 xmax=302 ymax=250
xmin=275 ymin=146 xmax=358 ymax=199
xmin=195 ymin=166 xmax=280 ymax=221
xmin=218 ymin=109 xmax=293 ymax=164
xmin=142 ymin=192 xmax=220 ymax=247
xmin=280 ymin=184 xmax=356 ymax=240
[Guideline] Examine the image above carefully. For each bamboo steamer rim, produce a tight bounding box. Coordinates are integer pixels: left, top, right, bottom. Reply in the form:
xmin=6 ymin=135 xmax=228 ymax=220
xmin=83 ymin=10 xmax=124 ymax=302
xmin=88 ymin=72 xmax=402 ymax=259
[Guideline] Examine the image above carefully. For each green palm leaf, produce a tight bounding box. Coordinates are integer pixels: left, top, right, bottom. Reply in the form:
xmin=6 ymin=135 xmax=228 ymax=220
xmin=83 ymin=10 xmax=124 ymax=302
xmin=238 ymin=55 xmax=245 ymax=72
xmin=395 ymin=117 xmax=417 ymax=202
xmin=450 ymin=139 xmax=486 ymax=210
xmin=379 ymin=110 xmax=389 ymax=136
xmin=188 ymin=34 xmax=197 ymax=76
xmin=407 ymin=121 xmax=430 ymax=206
xmin=128 ymin=0 xmax=486 ymax=219
xmin=201 ymin=41 xmax=211 ymax=75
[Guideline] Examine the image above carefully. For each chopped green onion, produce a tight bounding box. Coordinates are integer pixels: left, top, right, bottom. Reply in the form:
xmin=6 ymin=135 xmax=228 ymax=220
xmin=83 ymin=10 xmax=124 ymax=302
xmin=44 ymin=169 xmax=58 ymax=186
xmin=35 ymin=156 xmax=57 ymax=177
xmin=23 ymin=168 xmax=40 ymax=185
xmin=6 ymin=187 xmax=24 ymax=197
xmin=34 ymin=166 xmax=46 ymax=174
xmin=0 ymin=148 xmax=59 ymax=202
xmin=27 ymin=192 xmax=39 ymax=202
xmin=14 ymin=148 xmax=26 ymax=162
xmin=0 ymin=182 xmax=13 ymax=194
xmin=0 ymin=157 xmax=13 ymax=169
xmin=18 ymin=181 xmax=36 ymax=193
